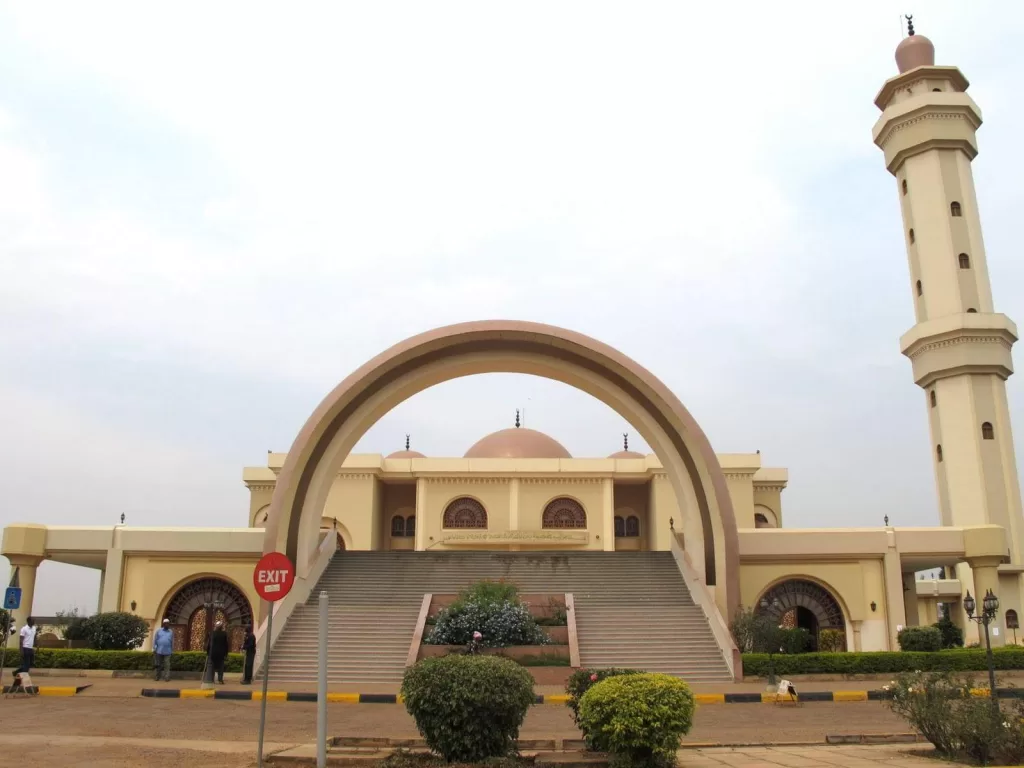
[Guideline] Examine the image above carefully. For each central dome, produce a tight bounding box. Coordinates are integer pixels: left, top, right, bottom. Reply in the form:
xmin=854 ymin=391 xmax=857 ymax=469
xmin=464 ymin=427 xmax=572 ymax=459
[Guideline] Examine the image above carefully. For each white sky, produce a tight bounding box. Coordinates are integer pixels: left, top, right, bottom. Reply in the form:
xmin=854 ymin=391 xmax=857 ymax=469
xmin=2 ymin=2 xmax=1023 ymax=614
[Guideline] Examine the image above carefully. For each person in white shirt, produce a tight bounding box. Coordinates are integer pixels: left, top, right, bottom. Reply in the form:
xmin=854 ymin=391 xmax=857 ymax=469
xmin=16 ymin=617 xmax=37 ymax=673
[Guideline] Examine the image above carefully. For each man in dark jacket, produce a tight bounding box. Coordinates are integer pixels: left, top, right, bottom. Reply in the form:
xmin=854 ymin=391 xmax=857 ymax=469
xmin=208 ymin=621 xmax=230 ymax=684
xmin=241 ymin=626 xmax=256 ymax=684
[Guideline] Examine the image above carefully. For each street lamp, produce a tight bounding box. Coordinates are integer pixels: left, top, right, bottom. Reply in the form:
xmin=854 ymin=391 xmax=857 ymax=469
xmin=964 ymin=589 xmax=999 ymax=708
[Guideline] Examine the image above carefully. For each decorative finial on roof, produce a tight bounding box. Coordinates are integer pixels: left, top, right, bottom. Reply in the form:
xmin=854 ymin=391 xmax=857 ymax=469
xmin=405 ymin=434 xmax=410 ymax=451
xmin=515 ymin=409 xmax=521 ymax=428
xmin=623 ymin=433 xmax=629 ymax=451
xmin=905 ymin=14 xmax=915 ymax=36
xmin=884 ymin=515 xmax=890 ymax=527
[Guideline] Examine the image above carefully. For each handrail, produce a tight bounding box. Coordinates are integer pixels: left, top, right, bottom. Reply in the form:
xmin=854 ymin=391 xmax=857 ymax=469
xmin=254 ymin=533 xmax=337 ymax=672
xmin=668 ymin=531 xmax=742 ymax=681
xmin=406 ymin=593 xmax=433 ymax=667
xmin=565 ymin=593 xmax=580 ymax=668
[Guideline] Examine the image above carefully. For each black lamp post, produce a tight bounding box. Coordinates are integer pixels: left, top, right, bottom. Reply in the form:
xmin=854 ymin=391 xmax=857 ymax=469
xmin=964 ymin=589 xmax=999 ymax=708
xmin=759 ymin=597 xmax=783 ymax=687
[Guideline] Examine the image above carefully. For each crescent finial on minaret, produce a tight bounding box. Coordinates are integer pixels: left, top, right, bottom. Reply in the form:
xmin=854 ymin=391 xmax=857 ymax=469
xmin=515 ymin=409 xmax=521 ymax=428
xmin=905 ymin=14 xmax=915 ymax=36
xmin=405 ymin=434 xmax=410 ymax=451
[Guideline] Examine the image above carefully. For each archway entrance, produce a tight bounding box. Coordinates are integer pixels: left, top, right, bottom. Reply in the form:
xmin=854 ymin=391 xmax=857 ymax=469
xmin=757 ymin=579 xmax=845 ymax=652
xmin=262 ymin=320 xmax=740 ymax=618
xmin=163 ymin=577 xmax=254 ymax=653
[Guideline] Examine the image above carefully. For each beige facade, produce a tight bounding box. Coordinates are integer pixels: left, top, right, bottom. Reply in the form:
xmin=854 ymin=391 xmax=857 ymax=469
xmin=2 ymin=27 xmax=1021 ymax=663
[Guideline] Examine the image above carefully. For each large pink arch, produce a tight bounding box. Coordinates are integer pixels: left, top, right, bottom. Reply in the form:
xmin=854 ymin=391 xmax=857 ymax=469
xmin=263 ymin=320 xmax=740 ymax=617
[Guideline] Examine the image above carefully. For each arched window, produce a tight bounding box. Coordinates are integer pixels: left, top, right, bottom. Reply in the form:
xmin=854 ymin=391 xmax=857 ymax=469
xmin=625 ymin=516 xmax=641 ymax=537
xmin=967 ymin=308 xmax=978 ymax=313
xmin=916 ymin=280 xmax=923 ymax=296
xmin=901 ymin=179 xmax=908 ymax=196
xmin=405 ymin=515 xmax=416 ymax=537
xmin=930 ymin=389 xmax=937 ymax=408
xmin=163 ymin=577 xmax=254 ymax=653
xmin=754 ymin=513 xmax=771 ymax=529
xmin=1006 ymin=609 xmax=1019 ymax=631
xmin=909 ymin=228 xmax=915 ymax=244
xmin=959 ymin=253 xmax=971 ymax=269
xmin=951 ymin=201 xmax=962 ymax=217
xmin=937 ymin=444 xmax=943 ymax=463
xmin=982 ymin=422 xmax=994 ymax=440
xmin=390 ymin=515 xmax=406 ymax=536
xmin=442 ymin=497 xmax=487 ymax=529
xmin=542 ymin=497 xmax=587 ymax=529
xmin=614 ymin=516 xmax=625 ymax=538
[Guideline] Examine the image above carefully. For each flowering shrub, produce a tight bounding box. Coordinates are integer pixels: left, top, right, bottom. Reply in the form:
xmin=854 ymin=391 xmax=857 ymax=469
xmin=401 ymin=655 xmax=535 ymax=762
xmin=426 ymin=582 xmax=551 ymax=647
xmin=565 ymin=668 xmax=643 ymax=732
xmin=886 ymin=670 xmax=1024 ymax=765
xmin=578 ymin=673 xmax=695 ymax=768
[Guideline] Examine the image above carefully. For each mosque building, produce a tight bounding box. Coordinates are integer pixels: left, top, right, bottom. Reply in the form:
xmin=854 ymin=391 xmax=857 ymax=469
xmin=3 ymin=24 xmax=1021 ymax=678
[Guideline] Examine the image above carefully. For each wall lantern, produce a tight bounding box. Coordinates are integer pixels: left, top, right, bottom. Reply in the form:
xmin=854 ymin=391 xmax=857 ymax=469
xmin=130 ymin=600 xmax=137 ymax=612
xmin=870 ymin=601 xmax=877 ymax=612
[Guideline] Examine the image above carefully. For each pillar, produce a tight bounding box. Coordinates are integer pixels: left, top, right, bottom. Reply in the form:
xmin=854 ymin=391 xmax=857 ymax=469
xmin=968 ymin=556 xmax=1005 ymax=647
xmin=883 ymin=532 xmax=907 ymax=651
xmin=508 ymin=479 xmax=521 ymax=552
xmin=414 ymin=478 xmax=427 ymax=552
xmin=6 ymin=556 xmax=42 ymax=630
xmin=602 ymin=478 xmax=614 ymax=551
xmin=903 ymin=572 xmax=921 ymax=626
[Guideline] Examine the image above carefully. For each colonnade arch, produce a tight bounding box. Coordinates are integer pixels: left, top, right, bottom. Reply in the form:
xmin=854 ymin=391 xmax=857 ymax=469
xmin=262 ymin=320 xmax=740 ymax=617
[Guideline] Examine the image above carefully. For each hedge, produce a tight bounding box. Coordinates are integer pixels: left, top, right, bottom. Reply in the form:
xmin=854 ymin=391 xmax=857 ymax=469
xmin=0 ymin=648 xmax=245 ymax=672
xmin=742 ymin=647 xmax=1024 ymax=676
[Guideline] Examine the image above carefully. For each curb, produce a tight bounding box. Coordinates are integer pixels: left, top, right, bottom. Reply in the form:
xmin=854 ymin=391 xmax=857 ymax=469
xmin=1 ymin=684 xmax=91 ymax=697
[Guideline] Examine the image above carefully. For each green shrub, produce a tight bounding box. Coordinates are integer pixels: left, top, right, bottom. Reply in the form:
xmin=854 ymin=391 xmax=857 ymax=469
xmin=565 ymin=668 xmax=643 ymax=730
xmin=779 ymin=628 xmax=810 ymax=655
xmin=453 ymin=580 xmax=520 ymax=609
xmin=741 ymin=646 xmax=1024 ymax=676
xmin=401 ymin=655 xmax=535 ymax=762
xmin=78 ymin=612 xmax=149 ymax=650
xmin=898 ymin=626 xmax=943 ymax=652
xmin=426 ymin=595 xmax=549 ymax=648
xmin=818 ymin=629 xmax=846 ymax=653
xmin=0 ymin=647 xmax=244 ymax=672
xmin=578 ymin=673 xmax=695 ymax=768
xmin=934 ymin=617 xmax=965 ymax=649
xmin=513 ymin=653 xmax=569 ymax=667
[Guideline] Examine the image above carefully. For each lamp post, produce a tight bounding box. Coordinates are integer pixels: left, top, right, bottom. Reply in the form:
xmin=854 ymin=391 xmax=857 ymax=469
xmin=759 ymin=597 xmax=783 ymax=687
xmin=964 ymin=589 xmax=999 ymax=709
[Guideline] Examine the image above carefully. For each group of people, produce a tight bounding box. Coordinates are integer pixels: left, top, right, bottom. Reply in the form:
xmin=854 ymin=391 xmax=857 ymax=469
xmin=152 ymin=619 xmax=257 ymax=683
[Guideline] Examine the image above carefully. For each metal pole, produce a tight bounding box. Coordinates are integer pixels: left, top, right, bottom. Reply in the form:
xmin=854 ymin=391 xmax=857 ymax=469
xmin=257 ymin=606 xmax=273 ymax=768
xmin=0 ymin=622 xmax=9 ymax=694
xmin=317 ymin=591 xmax=328 ymax=768
xmin=984 ymin=618 xmax=998 ymax=710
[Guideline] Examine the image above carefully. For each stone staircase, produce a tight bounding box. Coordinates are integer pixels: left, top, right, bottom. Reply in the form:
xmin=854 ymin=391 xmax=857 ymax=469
xmin=263 ymin=551 xmax=732 ymax=685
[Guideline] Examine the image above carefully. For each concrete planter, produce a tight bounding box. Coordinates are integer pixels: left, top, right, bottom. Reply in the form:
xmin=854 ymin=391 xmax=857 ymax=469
xmin=418 ymin=644 xmax=571 ymax=662
xmin=428 ymin=593 xmax=567 ymax=623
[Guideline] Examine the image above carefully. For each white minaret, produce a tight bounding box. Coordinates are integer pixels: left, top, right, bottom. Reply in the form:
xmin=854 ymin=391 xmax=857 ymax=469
xmin=873 ymin=19 xmax=1023 ymax=641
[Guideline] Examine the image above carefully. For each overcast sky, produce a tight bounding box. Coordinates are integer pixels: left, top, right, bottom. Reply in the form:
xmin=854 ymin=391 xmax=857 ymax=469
xmin=2 ymin=2 xmax=1023 ymax=615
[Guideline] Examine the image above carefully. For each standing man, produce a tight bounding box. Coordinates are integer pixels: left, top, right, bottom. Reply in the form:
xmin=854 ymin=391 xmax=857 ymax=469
xmin=241 ymin=626 xmax=256 ymax=685
xmin=153 ymin=619 xmax=174 ymax=682
xmin=16 ymin=616 xmax=37 ymax=674
xmin=209 ymin=620 xmax=229 ymax=685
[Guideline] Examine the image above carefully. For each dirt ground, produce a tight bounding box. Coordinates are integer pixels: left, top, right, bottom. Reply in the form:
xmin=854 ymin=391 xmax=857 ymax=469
xmin=0 ymin=697 xmax=914 ymax=765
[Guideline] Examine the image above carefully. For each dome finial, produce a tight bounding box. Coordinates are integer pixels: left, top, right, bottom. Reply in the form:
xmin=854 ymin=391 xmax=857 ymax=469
xmin=905 ymin=14 xmax=915 ymax=36
xmin=405 ymin=434 xmax=410 ymax=451
xmin=623 ymin=433 xmax=629 ymax=451
xmin=515 ymin=409 xmax=521 ymax=428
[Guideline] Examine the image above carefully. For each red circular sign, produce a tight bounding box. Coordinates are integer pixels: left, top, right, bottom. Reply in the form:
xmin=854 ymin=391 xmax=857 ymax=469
xmin=253 ymin=552 xmax=295 ymax=602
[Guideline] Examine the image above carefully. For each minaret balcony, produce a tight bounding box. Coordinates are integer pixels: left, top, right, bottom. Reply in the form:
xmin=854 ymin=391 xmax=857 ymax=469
xmin=900 ymin=313 xmax=1018 ymax=388
xmin=873 ymin=95 xmax=981 ymax=174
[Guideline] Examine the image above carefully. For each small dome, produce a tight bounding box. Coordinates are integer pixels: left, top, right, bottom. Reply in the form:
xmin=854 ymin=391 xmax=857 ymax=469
xmin=465 ymin=427 xmax=571 ymax=459
xmin=896 ymin=33 xmax=935 ymax=73
xmin=387 ymin=450 xmax=425 ymax=459
xmin=609 ymin=449 xmax=644 ymax=459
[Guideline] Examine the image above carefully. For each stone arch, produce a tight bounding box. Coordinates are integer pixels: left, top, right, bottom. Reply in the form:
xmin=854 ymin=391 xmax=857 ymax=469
xmin=754 ymin=504 xmax=778 ymax=528
xmin=755 ymin=577 xmax=846 ymax=650
xmin=160 ymin=575 xmax=254 ymax=652
xmin=542 ymin=496 xmax=587 ymax=529
xmin=262 ymin=320 xmax=739 ymax=617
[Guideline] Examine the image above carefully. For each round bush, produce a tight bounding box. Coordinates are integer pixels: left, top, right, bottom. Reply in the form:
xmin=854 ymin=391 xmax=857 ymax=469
xmin=426 ymin=600 xmax=549 ymax=647
xmin=579 ymin=673 xmax=695 ymax=768
xmin=81 ymin=612 xmax=150 ymax=650
xmin=898 ymin=626 xmax=943 ymax=653
xmin=401 ymin=654 xmax=536 ymax=762
xmin=565 ymin=668 xmax=643 ymax=730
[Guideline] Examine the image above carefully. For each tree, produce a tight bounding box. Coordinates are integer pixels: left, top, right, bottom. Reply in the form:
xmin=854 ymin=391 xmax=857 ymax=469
xmin=81 ymin=612 xmax=149 ymax=650
xmin=54 ymin=607 xmax=81 ymax=648
xmin=0 ymin=608 xmax=11 ymax=637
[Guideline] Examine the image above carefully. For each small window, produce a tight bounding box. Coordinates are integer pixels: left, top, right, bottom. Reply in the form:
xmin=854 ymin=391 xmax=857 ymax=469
xmin=916 ymin=280 xmax=923 ymax=296
xmin=909 ymin=228 xmax=915 ymax=244
xmin=951 ymin=201 xmax=962 ymax=217
xmin=932 ymin=88 xmax=942 ymax=92
xmin=1006 ymin=609 xmax=1019 ymax=630
xmin=901 ymin=179 xmax=908 ymax=196
xmin=930 ymin=390 xmax=937 ymax=408
xmin=625 ymin=516 xmax=641 ymax=537
xmin=982 ymin=422 xmax=994 ymax=440
xmin=937 ymin=444 xmax=943 ymax=463
xmin=967 ymin=308 xmax=978 ymax=313
xmin=959 ymin=253 xmax=971 ymax=269
xmin=405 ymin=515 xmax=416 ymax=537
xmin=614 ymin=516 xmax=625 ymax=538
xmin=754 ymin=513 xmax=772 ymax=529
xmin=390 ymin=515 xmax=405 ymax=537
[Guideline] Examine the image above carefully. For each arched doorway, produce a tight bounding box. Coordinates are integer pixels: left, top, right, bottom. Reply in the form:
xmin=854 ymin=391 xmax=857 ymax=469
xmin=755 ymin=579 xmax=845 ymax=652
xmin=163 ymin=577 xmax=254 ymax=653
xmin=262 ymin=320 xmax=740 ymax=619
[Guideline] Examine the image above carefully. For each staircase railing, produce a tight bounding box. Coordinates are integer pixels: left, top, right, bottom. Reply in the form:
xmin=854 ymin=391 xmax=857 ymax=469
xmin=254 ymin=532 xmax=338 ymax=673
xmin=668 ymin=531 xmax=742 ymax=681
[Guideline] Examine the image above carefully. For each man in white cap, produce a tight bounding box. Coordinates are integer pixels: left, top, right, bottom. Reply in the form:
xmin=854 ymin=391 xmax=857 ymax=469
xmin=153 ymin=618 xmax=174 ymax=682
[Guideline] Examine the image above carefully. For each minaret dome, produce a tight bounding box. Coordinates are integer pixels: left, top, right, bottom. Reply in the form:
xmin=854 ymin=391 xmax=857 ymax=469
xmin=895 ymin=16 xmax=935 ymax=73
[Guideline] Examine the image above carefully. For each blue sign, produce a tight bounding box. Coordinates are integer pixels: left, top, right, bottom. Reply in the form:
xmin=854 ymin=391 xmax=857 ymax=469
xmin=4 ymin=587 xmax=21 ymax=611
